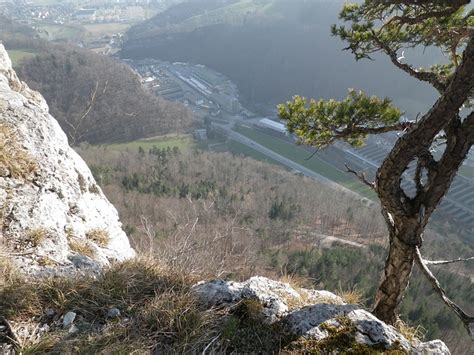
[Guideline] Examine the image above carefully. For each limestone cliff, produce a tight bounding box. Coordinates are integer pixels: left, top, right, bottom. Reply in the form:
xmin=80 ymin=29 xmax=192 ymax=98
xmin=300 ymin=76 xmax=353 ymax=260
xmin=0 ymin=44 xmax=134 ymax=274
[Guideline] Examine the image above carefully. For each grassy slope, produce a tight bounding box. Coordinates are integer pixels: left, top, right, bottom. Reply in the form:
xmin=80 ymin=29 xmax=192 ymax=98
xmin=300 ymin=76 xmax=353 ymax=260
xmin=37 ymin=24 xmax=84 ymax=41
xmin=6 ymin=49 xmax=39 ymax=67
xmin=84 ymin=23 xmax=133 ymax=37
xmin=105 ymin=134 xmax=194 ymax=152
xmin=211 ymin=139 xmax=286 ymax=167
xmin=459 ymin=165 xmax=474 ymax=179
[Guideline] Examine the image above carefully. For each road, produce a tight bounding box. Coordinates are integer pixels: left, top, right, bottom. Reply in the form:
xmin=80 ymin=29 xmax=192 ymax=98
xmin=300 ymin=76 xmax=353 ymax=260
xmin=217 ymin=122 xmax=368 ymax=201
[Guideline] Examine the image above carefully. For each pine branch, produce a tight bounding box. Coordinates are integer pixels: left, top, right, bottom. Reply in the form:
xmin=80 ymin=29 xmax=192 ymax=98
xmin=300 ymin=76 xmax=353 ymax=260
xmin=336 ymin=121 xmax=414 ymax=137
xmin=373 ymin=37 xmax=447 ymax=92
xmin=380 ymin=0 xmax=469 ymax=7
xmin=386 ymin=0 xmax=471 ymax=25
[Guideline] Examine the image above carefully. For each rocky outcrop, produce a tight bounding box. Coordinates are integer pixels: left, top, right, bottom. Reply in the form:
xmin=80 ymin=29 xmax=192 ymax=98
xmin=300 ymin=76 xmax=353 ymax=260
xmin=193 ymin=277 xmax=451 ymax=354
xmin=0 ymin=44 xmax=134 ymax=274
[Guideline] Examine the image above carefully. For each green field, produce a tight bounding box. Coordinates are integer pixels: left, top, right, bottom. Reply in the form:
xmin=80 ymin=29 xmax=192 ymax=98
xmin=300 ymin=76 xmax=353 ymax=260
xmin=106 ymin=135 xmax=194 ymax=152
xmin=84 ymin=23 xmax=132 ymax=37
xmin=459 ymin=165 xmax=474 ymax=179
xmin=37 ymin=24 xmax=84 ymax=41
xmin=6 ymin=49 xmax=39 ymax=67
xmin=234 ymin=125 xmax=376 ymax=198
xmin=211 ymin=139 xmax=285 ymax=167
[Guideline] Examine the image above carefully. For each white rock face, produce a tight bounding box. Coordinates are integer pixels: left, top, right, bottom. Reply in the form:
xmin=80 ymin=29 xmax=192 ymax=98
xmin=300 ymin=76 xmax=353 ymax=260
xmin=194 ymin=277 xmax=451 ymax=354
xmin=0 ymin=44 xmax=134 ymax=274
xmin=193 ymin=276 xmax=346 ymax=323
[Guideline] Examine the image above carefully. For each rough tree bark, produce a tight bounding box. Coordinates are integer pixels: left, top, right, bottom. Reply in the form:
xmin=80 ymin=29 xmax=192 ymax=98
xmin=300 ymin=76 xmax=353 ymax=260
xmin=279 ymin=0 xmax=474 ymax=331
xmin=372 ymin=36 xmax=474 ymax=323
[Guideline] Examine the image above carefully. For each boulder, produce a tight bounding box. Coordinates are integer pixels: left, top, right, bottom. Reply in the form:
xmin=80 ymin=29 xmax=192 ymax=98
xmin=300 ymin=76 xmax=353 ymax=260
xmin=193 ymin=276 xmax=451 ymax=354
xmin=193 ymin=276 xmax=344 ymax=323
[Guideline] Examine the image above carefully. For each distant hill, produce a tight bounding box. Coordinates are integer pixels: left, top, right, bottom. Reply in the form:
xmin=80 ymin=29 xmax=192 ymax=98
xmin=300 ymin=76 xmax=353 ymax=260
xmin=121 ymin=0 xmax=438 ymax=116
xmin=1 ymin=32 xmax=192 ymax=145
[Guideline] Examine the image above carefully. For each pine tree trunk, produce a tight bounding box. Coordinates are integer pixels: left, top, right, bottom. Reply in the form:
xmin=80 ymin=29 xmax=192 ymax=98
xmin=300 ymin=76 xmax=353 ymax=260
xmin=372 ymin=228 xmax=417 ymax=324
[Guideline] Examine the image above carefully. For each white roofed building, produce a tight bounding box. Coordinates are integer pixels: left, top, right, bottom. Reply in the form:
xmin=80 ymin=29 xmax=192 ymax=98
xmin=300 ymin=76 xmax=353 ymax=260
xmin=258 ymin=118 xmax=288 ymax=135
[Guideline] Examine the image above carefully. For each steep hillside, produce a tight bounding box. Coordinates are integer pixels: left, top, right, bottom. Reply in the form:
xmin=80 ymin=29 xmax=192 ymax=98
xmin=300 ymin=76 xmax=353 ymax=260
xmin=76 ymin=143 xmax=474 ymax=352
xmin=0 ymin=41 xmax=456 ymax=355
xmin=0 ymin=33 xmax=192 ymax=145
xmin=0 ymin=44 xmax=134 ymax=274
xmin=121 ymin=0 xmax=438 ymax=115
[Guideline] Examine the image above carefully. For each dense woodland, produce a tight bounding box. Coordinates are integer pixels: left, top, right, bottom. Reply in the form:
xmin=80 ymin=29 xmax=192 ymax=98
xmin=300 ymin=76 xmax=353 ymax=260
xmin=122 ymin=0 xmax=437 ymax=116
xmin=0 ymin=33 xmax=192 ymax=145
xmin=77 ymin=144 xmax=474 ymax=353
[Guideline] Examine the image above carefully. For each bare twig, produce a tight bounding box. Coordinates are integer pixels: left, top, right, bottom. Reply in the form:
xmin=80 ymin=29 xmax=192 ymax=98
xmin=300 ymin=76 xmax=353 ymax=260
xmin=202 ymin=335 xmax=220 ymax=355
xmin=345 ymin=164 xmax=376 ymax=189
xmin=373 ymin=36 xmax=447 ymax=93
xmin=64 ymin=80 xmax=108 ymax=146
xmin=415 ymin=247 xmax=474 ymax=338
xmin=0 ymin=315 xmax=19 ymax=350
xmin=304 ymin=148 xmax=319 ymax=161
xmin=138 ymin=215 xmax=156 ymax=256
xmin=423 ymin=256 xmax=474 ymax=266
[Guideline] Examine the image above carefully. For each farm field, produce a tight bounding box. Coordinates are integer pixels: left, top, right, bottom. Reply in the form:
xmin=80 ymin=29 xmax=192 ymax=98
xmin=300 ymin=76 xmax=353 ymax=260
xmin=212 ymin=139 xmax=286 ymax=167
xmin=459 ymin=165 xmax=474 ymax=179
xmin=37 ymin=24 xmax=85 ymax=41
xmin=84 ymin=23 xmax=132 ymax=37
xmin=105 ymin=134 xmax=194 ymax=152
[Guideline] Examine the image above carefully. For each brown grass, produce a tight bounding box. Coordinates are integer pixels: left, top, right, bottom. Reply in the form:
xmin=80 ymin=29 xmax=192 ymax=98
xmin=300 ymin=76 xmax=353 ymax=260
xmin=86 ymin=228 xmax=110 ymax=247
xmin=338 ymin=288 xmax=364 ymax=305
xmin=0 ymin=123 xmax=36 ymax=179
xmin=0 ymin=254 xmax=21 ymax=287
xmin=68 ymin=238 xmax=95 ymax=257
xmin=0 ymin=257 xmax=219 ymax=353
xmin=26 ymin=228 xmax=49 ymax=247
xmin=0 ymin=256 xmax=410 ymax=353
xmin=395 ymin=319 xmax=426 ymax=344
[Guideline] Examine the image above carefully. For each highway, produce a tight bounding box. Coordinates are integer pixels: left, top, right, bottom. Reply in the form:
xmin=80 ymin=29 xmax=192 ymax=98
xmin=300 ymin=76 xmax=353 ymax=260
xmin=216 ymin=122 xmax=368 ymax=201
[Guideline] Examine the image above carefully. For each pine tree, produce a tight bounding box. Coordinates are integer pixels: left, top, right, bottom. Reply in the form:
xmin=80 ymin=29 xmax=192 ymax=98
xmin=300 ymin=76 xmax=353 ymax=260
xmin=279 ymin=0 xmax=473 ymax=335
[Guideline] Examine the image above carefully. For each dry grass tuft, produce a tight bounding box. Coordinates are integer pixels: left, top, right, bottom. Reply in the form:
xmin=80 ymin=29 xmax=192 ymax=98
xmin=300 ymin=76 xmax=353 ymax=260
xmin=0 ymin=123 xmax=36 ymax=179
xmin=88 ymin=184 xmax=100 ymax=194
xmin=11 ymin=323 xmax=60 ymax=354
xmin=395 ymin=319 xmax=426 ymax=344
xmin=339 ymin=288 xmax=364 ymax=305
xmin=68 ymin=238 xmax=96 ymax=257
xmin=26 ymin=228 xmax=49 ymax=247
xmin=0 ymin=255 xmax=22 ymax=288
xmin=279 ymin=273 xmax=309 ymax=289
xmin=36 ymin=256 xmax=56 ymax=267
xmin=86 ymin=228 xmax=110 ymax=247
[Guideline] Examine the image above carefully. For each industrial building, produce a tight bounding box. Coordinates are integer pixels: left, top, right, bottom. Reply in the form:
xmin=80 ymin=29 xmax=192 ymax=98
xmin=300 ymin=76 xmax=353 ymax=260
xmin=258 ymin=118 xmax=288 ymax=135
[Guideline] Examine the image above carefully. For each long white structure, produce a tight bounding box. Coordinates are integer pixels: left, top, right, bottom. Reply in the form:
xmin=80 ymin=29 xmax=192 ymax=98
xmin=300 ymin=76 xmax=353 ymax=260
xmin=259 ymin=118 xmax=288 ymax=134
